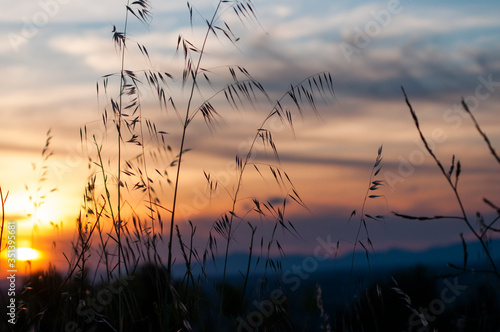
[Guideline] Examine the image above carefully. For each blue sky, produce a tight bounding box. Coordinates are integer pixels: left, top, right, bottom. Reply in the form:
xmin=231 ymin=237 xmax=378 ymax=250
xmin=1 ymin=0 xmax=500 ymax=271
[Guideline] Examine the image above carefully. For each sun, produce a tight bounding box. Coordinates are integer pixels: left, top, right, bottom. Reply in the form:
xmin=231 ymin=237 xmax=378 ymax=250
xmin=15 ymin=247 xmax=41 ymax=261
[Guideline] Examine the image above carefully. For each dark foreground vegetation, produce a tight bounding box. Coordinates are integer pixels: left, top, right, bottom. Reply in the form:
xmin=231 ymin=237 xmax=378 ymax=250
xmin=1 ymin=0 xmax=500 ymax=331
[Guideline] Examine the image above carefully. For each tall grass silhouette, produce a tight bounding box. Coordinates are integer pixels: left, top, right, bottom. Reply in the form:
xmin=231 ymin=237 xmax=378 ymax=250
xmin=396 ymin=88 xmax=500 ymax=279
xmin=6 ymin=0 xmax=335 ymax=331
xmin=388 ymin=88 xmax=500 ymax=332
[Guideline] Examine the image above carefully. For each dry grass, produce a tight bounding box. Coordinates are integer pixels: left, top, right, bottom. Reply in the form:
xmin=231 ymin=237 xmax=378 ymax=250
xmin=4 ymin=1 xmax=336 ymax=331
xmin=1 ymin=1 xmax=499 ymax=332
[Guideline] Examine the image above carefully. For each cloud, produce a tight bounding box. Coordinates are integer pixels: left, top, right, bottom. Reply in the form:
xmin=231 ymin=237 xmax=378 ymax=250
xmin=239 ymin=0 xmax=500 ymax=103
xmin=49 ymin=31 xmax=119 ymax=72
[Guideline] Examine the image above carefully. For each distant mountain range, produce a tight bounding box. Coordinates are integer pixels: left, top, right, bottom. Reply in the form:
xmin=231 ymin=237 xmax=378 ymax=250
xmin=171 ymin=239 xmax=500 ymax=278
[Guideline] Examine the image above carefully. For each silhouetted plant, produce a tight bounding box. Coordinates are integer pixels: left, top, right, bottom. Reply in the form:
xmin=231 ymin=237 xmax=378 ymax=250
xmin=55 ymin=0 xmax=336 ymax=331
xmin=396 ymin=88 xmax=500 ymax=279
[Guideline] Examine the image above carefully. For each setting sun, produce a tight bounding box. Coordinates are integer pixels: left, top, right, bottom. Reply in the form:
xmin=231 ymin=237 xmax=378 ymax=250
xmin=14 ymin=247 xmax=40 ymax=261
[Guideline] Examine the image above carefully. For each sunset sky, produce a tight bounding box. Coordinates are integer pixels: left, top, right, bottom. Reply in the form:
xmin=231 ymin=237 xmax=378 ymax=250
xmin=1 ymin=0 xmax=500 ymax=276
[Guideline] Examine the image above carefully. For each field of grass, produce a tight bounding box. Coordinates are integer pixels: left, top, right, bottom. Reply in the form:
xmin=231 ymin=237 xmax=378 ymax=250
xmin=1 ymin=0 xmax=500 ymax=331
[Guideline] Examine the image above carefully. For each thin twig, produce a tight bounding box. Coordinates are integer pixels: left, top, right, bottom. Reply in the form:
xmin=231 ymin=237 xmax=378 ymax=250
xmin=461 ymin=99 xmax=500 ymax=165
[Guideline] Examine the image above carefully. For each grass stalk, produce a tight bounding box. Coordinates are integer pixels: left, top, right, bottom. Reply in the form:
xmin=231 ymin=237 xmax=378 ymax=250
xmin=241 ymin=222 xmax=256 ymax=313
xmin=401 ymin=87 xmax=500 ymax=278
xmin=163 ymin=3 xmax=225 ymax=330
xmin=166 ymin=0 xmax=223 ymax=280
xmin=113 ymin=2 xmax=134 ymax=330
xmin=461 ymin=99 xmax=500 ymax=164
xmin=116 ymin=5 xmax=128 ymax=332
xmin=349 ymin=144 xmax=383 ymax=284
xmin=219 ymin=72 xmax=334 ymax=313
